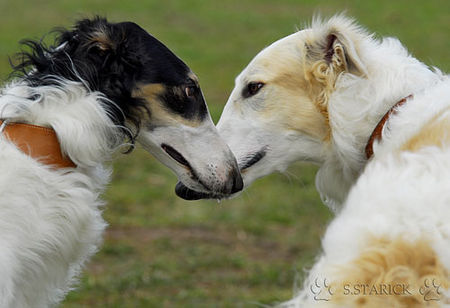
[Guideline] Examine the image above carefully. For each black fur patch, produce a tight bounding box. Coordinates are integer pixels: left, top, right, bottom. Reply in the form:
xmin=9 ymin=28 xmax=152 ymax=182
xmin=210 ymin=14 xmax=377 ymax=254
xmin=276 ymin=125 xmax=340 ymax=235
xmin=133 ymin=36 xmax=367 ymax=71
xmin=159 ymin=81 xmax=208 ymax=120
xmin=12 ymin=16 xmax=208 ymax=146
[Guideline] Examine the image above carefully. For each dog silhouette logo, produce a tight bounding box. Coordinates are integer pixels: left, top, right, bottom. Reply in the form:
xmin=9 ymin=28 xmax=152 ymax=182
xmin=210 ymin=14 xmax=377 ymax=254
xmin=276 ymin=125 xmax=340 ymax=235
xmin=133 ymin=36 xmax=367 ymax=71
xmin=310 ymin=278 xmax=334 ymax=301
xmin=419 ymin=278 xmax=442 ymax=301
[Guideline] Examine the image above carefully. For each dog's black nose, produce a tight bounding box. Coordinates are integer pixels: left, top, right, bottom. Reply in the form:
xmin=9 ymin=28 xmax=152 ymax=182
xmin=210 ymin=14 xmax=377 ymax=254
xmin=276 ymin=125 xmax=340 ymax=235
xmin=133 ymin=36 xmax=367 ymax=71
xmin=228 ymin=168 xmax=244 ymax=194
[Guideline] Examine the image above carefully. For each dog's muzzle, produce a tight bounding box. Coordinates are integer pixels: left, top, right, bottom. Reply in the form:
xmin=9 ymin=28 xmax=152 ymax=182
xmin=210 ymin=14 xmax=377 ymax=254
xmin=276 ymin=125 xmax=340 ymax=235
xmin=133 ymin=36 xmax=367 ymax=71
xmin=174 ymin=148 xmax=267 ymax=200
xmin=175 ymin=167 xmax=243 ymax=200
xmin=162 ymin=143 xmax=243 ymax=200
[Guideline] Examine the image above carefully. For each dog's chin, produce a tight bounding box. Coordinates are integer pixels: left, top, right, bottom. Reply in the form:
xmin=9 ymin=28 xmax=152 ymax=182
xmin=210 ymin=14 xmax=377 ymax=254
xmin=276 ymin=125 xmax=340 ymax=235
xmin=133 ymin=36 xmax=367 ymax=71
xmin=175 ymin=181 xmax=231 ymax=201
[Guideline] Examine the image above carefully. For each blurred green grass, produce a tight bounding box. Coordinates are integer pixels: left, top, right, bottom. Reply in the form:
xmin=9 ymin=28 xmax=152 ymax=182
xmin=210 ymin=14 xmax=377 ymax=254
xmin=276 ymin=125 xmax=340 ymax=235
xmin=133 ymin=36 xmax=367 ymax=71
xmin=0 ymin=0 xmax=448 ymax=307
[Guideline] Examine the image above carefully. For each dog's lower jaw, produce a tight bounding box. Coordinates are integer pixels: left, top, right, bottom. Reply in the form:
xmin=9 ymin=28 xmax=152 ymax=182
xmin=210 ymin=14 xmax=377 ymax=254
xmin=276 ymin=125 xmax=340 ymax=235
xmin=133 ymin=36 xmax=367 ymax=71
xmin=175 ymin=176 xmax=243 ymax=201
xmin=175 ymin=181 xmax=217 ymax=200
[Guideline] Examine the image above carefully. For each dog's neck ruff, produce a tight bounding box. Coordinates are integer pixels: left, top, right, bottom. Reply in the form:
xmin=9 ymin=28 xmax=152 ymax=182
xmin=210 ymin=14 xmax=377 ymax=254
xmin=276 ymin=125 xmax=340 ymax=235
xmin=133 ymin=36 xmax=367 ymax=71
xmin=365 ymin=95 xmax=413 ymax=159
xmin=0 ymin=120 xmax=76 ymax=169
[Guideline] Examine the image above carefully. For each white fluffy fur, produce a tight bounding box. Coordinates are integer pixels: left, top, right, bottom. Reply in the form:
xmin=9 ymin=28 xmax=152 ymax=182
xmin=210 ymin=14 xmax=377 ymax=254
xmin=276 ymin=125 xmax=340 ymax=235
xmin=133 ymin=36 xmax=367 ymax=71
xmin=284 ymin=80 xmax=450 ymax=307
xmin=217 ymin=15 xmax=450 ymax=306
xmin=0 ymin=76 xmax=241 ymax=306
xmin=0 ymin=80 xmax=120 ymax=307
xmin=314 ymin=17 xmax=445 ymax=209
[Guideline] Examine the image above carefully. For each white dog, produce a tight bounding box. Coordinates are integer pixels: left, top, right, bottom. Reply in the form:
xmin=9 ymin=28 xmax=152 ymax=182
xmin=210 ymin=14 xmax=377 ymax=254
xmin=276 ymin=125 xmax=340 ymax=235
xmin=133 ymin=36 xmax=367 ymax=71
xmin=0 ymin=17 xmax=242 ymax=307
xmin=180 ymin=15 xmax=450 ymax=306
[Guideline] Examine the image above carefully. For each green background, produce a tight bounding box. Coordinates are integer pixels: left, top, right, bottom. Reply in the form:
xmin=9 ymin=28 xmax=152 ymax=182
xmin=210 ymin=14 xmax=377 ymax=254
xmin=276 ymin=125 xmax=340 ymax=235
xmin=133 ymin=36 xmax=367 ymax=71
xmin=0 ymin=1 xmax=448 ymax=307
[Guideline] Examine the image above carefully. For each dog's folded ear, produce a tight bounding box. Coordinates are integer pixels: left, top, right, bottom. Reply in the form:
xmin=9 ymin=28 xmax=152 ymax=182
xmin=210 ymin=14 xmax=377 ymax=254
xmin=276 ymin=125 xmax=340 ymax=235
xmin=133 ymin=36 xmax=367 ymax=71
xmin=302 ymin=16 xmax=368 ymax=111
xmin=305 ymin=17 xmax=368 ymax=81
xmin=87 ymin=29 xmax=116 ymax=52
xmin=71 ymin=17 xmax=120 ymax=53
xmin=322 ymin=32 xmax=366 ymax=76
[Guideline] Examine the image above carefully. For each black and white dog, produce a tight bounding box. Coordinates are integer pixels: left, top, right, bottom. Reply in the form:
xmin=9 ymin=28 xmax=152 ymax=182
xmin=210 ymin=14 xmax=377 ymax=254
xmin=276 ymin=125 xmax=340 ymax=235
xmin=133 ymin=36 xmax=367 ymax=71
xmin=0 ymin=17 xmax=242 ymax=307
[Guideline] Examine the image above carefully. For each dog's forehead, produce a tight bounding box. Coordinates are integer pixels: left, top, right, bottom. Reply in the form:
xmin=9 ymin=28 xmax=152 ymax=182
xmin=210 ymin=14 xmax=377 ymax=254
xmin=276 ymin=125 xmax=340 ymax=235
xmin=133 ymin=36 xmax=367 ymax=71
xmin=237 ymin=31 xmax=307 ymax=85
xmin=114 ymin=22 xmax=192 ymax=85
xmin=115 ymin=21 xmax=159 ymax=41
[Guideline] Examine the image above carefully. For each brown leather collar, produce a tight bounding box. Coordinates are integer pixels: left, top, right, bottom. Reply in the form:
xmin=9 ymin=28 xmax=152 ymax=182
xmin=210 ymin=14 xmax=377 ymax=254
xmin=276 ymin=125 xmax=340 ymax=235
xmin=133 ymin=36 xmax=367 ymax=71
xmin=0 ymin=121 xmax=76 ymax=169
xmin=365 ymin=95 xmax=413 ymax=159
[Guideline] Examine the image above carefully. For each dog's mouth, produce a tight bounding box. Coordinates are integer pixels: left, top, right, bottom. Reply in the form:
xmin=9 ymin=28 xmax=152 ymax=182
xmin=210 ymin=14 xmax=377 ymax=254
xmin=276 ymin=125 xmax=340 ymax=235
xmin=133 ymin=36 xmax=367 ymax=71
xmin=240 ymin=148 xmax=267 ymax=171
xmin=162 ymin=143 xmax=229 ymax=200
xmin=175 ymin=148 xmax=266 ymax=201
xmin=175 ymin=181 xmax=225 ymax=200
xmin=161 ymin=143 xmax=191 ymax=168
xmin=162 ymin=143 xmax=210 ymax=187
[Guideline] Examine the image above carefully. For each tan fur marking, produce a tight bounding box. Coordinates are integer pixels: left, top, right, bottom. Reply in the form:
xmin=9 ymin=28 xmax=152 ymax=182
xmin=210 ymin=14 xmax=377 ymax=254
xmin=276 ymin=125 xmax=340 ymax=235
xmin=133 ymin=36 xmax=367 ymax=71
xmin=135 ymin=83 xmax=165 ymax=101
xmin=402 ymin=109 xmax=450 ymax=152
xmin=89 ymin=29 xmax=114 ymax=51
xmin=330 ymin=237 xmax=449 ymax=307
xmin=261 ymin=78 xmax=329 ymax=140
xmin=258 ymin=65 xmax=330 ymax=141
xmin=302 ymin=38 xmax=352 ymax=141
xmin=271 ymin=72 xmax=309 ymax=94
xmin=304 ymin=62 xmax=332 ymax=134
xmin=133 ymin=84 xmax=202 ymax=127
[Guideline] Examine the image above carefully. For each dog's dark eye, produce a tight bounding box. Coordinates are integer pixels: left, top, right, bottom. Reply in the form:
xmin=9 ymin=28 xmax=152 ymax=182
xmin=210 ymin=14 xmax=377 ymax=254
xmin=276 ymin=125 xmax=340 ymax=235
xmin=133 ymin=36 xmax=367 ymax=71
xmin=246 ymin=82 xmax=264 ymax=97
xmin=185 ymin=85 xmax=196 ymax=98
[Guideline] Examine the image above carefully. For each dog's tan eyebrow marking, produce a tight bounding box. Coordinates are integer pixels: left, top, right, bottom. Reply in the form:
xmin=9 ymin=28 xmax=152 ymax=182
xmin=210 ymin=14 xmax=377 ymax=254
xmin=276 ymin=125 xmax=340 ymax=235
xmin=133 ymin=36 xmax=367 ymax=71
xmin=133 ymin=83 xmax=165 ymax=99
xmin=151 ymin=102 xmax=203 ymax=128
xmin=133 ymin=83 xmax=203 ymax=128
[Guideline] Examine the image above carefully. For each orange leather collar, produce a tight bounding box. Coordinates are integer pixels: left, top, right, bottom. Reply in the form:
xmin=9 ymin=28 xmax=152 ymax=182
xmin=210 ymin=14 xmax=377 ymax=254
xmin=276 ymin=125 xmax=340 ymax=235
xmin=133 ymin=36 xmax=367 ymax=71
xmin=0 ymin=121 xmax=76 ymax=169
xmin=365 ymin=95 xmax=413 ymax=159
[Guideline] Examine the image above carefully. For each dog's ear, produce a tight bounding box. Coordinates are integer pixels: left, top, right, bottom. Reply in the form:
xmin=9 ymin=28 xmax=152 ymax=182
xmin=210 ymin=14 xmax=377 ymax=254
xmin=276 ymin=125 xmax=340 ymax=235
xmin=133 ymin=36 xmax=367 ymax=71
xmin=322 ymin=32 xmax=366 ymax=76
xmin=72 ymin=17 xmax=120 ymax=53
xmin=303 ymin=18 xmax=368 ymax=109
xmin=305 ymin=21 xmax=367 ymax=81
xmin=87 ymin=28 xmax=116 ymax=52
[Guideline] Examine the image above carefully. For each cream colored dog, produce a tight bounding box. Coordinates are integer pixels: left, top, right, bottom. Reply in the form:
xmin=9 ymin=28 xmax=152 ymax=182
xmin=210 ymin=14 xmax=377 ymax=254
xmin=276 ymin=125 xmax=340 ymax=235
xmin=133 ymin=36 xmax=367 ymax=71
xmin=215 ymin=16 xmax=450 ymax=307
